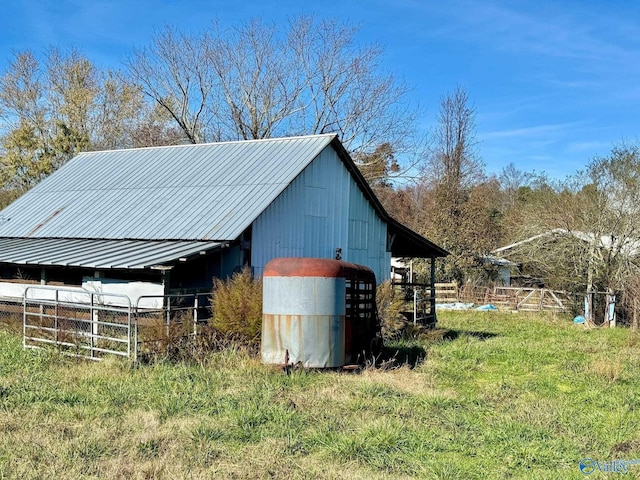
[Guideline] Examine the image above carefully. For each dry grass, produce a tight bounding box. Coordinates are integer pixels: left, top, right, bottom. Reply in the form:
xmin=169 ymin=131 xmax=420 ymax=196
xmin=588 ymin=357 xmax=624 ymax=383
xmin=1 ymin=311 xmax=640 ymax=478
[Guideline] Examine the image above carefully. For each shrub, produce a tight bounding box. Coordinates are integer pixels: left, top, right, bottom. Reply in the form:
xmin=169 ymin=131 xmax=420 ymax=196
xmin=210 ymin=267 xmax=262 ymax=342
xmin=376 ymin=280 xmax=407 ymax=339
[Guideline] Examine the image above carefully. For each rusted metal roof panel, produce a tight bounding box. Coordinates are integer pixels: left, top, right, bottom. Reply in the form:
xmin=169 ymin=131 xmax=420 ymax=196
xmin=0 ymin=238 xmax=223 ymax=269
xmin=0 ymin=134 xmax=335 ymax=241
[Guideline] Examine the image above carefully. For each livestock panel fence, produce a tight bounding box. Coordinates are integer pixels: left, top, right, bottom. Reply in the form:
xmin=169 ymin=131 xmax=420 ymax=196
xmin=462 ymin=285 xmax=572 ymax=313
xmin=488 ymin=287 xmax=571 ymax=313
xmin=433 ymin=282 xmax=572 ymax=313
xmin=0 ymin=287 xmax=210 ymax=361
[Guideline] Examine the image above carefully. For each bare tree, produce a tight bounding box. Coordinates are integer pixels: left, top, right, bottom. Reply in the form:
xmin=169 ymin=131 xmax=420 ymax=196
xmin=499 ymin=162 xmax=533 ymax=208
xmin=205 ymin=20 xmax=302 ymax=141
xmin=126 ymin=17 xmax=415 ymax=154
xmin=0 ymin=51 xmax=48 ymax=138
xmin=426 ymin=86 xmax=483 ymax=190
xmin=287 ymin=17 xmax=413 ymax=153
xmin=130 ymin=103 xmax=189 ymax=148
xmin=47 ymin=48 xmax=98 ymax=140
xmin=418 ymin=87 xmax=491 ymax=283
xmin=127 ymin=27 xmax=216 ymax=144
xmin=93 ymin=71 xmax=145 ymax=150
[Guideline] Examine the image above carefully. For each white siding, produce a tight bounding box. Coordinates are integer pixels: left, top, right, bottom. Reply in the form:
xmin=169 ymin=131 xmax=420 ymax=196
xmin=251 ymin=146 xmax=391 ymax=282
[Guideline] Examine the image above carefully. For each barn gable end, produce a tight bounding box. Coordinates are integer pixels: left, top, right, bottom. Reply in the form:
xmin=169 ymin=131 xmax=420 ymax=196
xmin=251 ymin=143 xmax=390 ymax=280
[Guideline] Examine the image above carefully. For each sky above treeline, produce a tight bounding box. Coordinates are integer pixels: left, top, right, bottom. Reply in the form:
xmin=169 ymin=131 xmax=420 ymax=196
xmin=2 ymin=0 xmax=639 ymax=180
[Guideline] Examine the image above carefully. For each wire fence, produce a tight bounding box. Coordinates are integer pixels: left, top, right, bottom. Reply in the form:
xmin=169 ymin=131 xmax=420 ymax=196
xmin=134 ymin=293 xmax=210 ymax=359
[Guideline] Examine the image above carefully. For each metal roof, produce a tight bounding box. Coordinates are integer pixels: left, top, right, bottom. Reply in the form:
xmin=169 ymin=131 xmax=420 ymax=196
xmin=387 ymin=217 xmax=449 ymax=258
xmin=0 ymin=133 xmax=448 ymax=261
xmin=0 ymin=238 xmax=224 ymax=269
xmin=0 ymin=134 xmax=336 ymax=241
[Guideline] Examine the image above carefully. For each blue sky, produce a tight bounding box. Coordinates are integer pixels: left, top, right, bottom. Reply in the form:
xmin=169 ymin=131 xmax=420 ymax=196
xmin=2 ymin=0 xmax=640 ymax=180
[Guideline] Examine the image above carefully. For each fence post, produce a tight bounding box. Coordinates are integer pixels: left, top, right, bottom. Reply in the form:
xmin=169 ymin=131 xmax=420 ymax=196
xmin=607 ymin=293 xmax=616 ymax=328
xmin=166 ymin=296 xmax=171 ymax=337
xmin=430 ymin=256 xmax=436 ymax=321
xmin=55 ymin=289 xmax=59 ymax=350
xmin=130 ymin=302 xmax=136 ymax=362
xmin=193 ymin=295 xmax=199 ymax=337
xmin=90 ymin=293 xmax=95 ymax=359
xmin=22 ymin=290 xmax=27 ymax=350
xmin=585 ymin=291 xmax=594 ymax=325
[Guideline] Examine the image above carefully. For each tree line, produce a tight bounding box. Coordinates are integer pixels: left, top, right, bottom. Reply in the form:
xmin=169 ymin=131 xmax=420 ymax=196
xmin=0 ymin=18 xmax=414 ymax=193
xmin=1 ymin=16 xmax=639 ymax=314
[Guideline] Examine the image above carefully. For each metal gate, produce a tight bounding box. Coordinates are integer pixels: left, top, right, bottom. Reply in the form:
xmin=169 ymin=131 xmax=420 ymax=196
xmin=21 ymin=288 xmax=211 ymax=361
xmin=23 ymin=286 xmax=134 ymax=361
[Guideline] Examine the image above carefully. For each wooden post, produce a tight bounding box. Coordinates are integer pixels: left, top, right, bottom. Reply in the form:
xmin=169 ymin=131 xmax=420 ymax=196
xmin=585 ymin=291 xmax=594 ymax=326
xmin=39 ymin=268 xmax=46 ymax=318
xmin=166 ymin=296 xmax=171 ymax=338
xmin=54 ymin=289 xmax=59 ymax=350
xmin=607 ymin=291 xmax=616 ymax=328
xmin=586 ymin=241 xmax=596 ymax=326
xmin=413 ymin=289 xmax=417 ymax=326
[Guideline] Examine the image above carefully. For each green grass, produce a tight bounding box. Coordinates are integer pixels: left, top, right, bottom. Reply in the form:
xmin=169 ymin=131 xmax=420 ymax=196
xmin=0 ymin=312 xmax=639 ymax=478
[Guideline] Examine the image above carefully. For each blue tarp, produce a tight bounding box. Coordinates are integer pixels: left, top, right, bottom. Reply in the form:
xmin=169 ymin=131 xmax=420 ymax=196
xmin=436 ymin=303 xmax=498 ymax=311
xmin=476 ymin=304 xmax=498 ymax=311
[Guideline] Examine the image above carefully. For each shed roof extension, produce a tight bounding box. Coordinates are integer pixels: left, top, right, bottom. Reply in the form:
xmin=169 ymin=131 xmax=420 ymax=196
xmin=0 ymin=238 xmax=224 ymax=269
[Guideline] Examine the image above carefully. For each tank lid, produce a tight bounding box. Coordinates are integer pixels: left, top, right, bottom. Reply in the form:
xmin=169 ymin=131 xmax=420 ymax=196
xmin=263 ymin=257 xmax=375 ymax=280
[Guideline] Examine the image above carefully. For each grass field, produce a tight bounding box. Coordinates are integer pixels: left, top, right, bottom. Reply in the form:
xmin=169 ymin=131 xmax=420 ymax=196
xmin=0 ymin=311 xmax=639 ymax=479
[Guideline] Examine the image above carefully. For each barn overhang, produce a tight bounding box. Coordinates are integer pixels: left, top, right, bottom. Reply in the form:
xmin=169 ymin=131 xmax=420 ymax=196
xmin=0 ymin=238 xmax=227 ymax=270
xmin=386 ymin=218 xmax=449 ymax=258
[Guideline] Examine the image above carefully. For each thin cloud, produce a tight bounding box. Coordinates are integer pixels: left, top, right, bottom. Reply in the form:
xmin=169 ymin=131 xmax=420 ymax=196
xmin=481 ymin=122 xmax=583 ymax=141
xmin=433 ymin=1 xmax=638 ymax=63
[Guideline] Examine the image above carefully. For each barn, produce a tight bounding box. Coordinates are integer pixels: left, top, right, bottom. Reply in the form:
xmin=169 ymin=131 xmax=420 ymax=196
xmin=0 ymin=134 xmax=446 ymax=304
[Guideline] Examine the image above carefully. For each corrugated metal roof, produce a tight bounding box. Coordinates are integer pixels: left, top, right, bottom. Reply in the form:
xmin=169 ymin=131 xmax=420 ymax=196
xmin=0 ymin=238 xmax=224 ymax=269
xmin=0 ymin=134 xmax=336 ymax=240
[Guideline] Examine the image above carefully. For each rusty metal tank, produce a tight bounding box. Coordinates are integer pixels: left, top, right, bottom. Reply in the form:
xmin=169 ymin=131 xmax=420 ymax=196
xmin=261 ymin=257 xmax=378 ymax=368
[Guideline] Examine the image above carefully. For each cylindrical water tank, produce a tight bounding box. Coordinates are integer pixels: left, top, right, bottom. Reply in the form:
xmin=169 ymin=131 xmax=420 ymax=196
xmin=262 ymin=258 xmax=351 ymax=368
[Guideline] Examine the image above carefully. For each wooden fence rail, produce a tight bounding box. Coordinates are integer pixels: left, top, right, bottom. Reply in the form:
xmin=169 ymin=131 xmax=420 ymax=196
xmin=435 ymin=283 xmax=572 ymax=313
xmin=485 ymin=287 xmax=570 ymax=312
xmin=435 ymin=282 xmax=459 ymax=304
